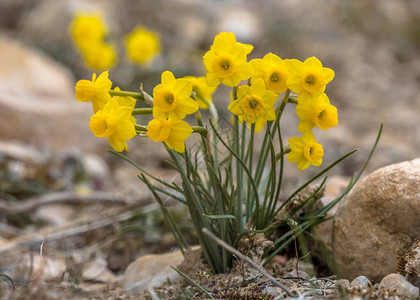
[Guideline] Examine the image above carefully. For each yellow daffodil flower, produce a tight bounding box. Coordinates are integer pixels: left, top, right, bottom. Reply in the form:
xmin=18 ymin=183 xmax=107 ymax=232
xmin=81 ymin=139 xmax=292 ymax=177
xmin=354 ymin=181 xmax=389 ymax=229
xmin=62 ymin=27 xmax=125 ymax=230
xmin=82 ymin=42 xmax=117 ymax=71
xmin=70 ymin=13 xmax=107 ymax=50
xmin=112 ymin=87 xmax=137 ymax=124
xmin=125 ymin=26 xmax=161 ymax=65
xmin=203 ymin=32 xmax=254 ymax=87
xmin=228 ymin=78 xmax=277 ymax=124
xmin=184 ymin=76 xmax=217 ymax=109
xmin=75 ymin=71 xmax=112 ymax=113
xmin=229 ymin=90 xmax=266 ymax=132
xmin=89 ymin=99 xmax=136 ymax=152
xmin=296 ymin=93 xmax=338 ymax=132
xmin=249 ymin=53 xmax=290 ymax=94
xmin=147 ymin=119 xmax=193 ymax=153
xmin=287 ymin=57 xmax=334 ymax=104
xmin=153 ymin=71 xmax=198 ymax=120
xmin=287 ymin=131 xmax=324 ymax=170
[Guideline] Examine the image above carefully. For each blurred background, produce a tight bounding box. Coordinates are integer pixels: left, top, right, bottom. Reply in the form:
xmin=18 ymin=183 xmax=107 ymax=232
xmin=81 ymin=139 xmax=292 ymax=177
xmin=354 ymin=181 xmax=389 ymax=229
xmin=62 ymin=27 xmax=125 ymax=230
xmin=0 ymin=0 xmax=419 ymax=296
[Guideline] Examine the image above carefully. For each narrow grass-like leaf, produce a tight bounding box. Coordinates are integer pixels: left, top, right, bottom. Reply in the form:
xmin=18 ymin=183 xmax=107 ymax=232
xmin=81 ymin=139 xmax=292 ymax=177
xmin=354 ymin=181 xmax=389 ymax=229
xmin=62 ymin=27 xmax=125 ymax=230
xmin=170 ymin=266 xmax=215 ymax=299
xmin=139 ymin=174 xmax=188 ymax=252
xmin=274 ymin=148 xmax=358 ymax=217
xmin=289 ymin=177 xmax=328 ymax=216
xmin=108 ymin=149 xmax=181 ymax=192
xmin=209 ymin=118 xmax=260 ymax=229
xmin=318 ymin=123 xmax=383 ymax=216
xmin=203 ymin=214 xmax=236 ymax=220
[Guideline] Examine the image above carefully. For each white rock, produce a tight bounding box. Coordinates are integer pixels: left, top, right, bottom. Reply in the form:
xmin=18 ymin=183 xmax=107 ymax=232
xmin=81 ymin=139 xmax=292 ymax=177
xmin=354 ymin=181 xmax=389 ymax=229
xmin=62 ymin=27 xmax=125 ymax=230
xmin=333 ymin=159 xmax=420 ymax=283
xmin=0 ymin=34 xmax=104 ymax=152
xmin=82 ymin=257 xmax=117 ymax=283
xmin=350 ymin=276 xmax=371 ymax=288
xmin=380 ymin=273 xmax=419 ymax=299
xmin=122 ymin=250 xmax=184 ymax=294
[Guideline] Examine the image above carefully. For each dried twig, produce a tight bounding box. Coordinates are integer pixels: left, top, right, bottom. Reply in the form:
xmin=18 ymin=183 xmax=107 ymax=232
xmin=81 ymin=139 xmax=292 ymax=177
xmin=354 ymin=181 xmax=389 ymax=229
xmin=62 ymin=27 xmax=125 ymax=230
xmin=202 ymin=228 xmax=295 ymax=298
xmin=0 ymin=191 xmax=136 ymax=214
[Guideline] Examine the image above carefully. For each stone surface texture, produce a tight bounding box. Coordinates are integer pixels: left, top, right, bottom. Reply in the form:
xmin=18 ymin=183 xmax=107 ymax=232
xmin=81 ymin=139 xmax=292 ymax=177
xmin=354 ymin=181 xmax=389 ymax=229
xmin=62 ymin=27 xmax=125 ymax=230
xmin=350 ymin=276 xmax=372 ymax=288
xmin=122 ymin=250 xmax=184 ymax=294
xmin=333 ymin=158 xmax=420 ymax=283
xmin=380 ymin=273 xmax=419 ymax=299
xmin=0 ymin=34 xmax=104 ymax=152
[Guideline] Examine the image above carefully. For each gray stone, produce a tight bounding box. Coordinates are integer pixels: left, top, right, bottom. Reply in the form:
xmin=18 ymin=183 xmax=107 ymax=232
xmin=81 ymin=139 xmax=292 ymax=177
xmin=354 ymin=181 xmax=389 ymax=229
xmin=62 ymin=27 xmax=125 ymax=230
xmin=122 ymin=250 xmax=184 ymax=294
xmin=0 ymin=34 xmax=105 ymax=152
xmin=380 ymin=273 xmax=419 ymax=299
xmin=333 ymin=159 xmax=420 ymax=283
xmin=350 ymin=276 xmax=372 ymax=288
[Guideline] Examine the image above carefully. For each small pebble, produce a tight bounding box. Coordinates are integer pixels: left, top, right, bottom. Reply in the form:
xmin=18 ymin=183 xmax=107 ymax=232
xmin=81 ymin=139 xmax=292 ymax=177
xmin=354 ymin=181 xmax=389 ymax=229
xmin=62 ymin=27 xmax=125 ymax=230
xmin=350 ymin=275 xmax=371 ymax=288
xmin=380 ymin=273 xmax=419 ymax=299
xmin=336 ymin=279 xmax=350 ymax=288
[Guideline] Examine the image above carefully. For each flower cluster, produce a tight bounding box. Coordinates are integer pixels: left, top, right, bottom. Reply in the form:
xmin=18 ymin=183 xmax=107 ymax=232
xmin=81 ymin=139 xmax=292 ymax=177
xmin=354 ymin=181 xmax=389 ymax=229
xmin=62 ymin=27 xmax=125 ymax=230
xmin=75 ymin=71 xmax=136 ymax=151
xmin=70 ymin=13 xmax=161 ymax=70
xmin=147 ymin=71 xmax=198 ymax=152
xmin=125 ymin=26 xmax=161 ymax=66
xmin=203 ymin=33 xmax=337 ymax=170
xmin=72 ymin=31 xmax=362 ymax=277
xmin=74 ymin=31 xmax=337 ymax=170
xmin=69 ymin=13 xmax=117 ymax=70
xmin=286 ymin=57 xmax=337 ymax=170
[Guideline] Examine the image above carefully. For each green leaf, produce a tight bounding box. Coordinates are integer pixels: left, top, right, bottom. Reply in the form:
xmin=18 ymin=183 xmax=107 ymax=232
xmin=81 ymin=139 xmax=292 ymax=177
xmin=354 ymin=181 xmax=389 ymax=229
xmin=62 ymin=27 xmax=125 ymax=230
xmin=203 ymin=214 xmax=236 ymax=220
xmin=170 ymin=266 xmax=214 ymax=299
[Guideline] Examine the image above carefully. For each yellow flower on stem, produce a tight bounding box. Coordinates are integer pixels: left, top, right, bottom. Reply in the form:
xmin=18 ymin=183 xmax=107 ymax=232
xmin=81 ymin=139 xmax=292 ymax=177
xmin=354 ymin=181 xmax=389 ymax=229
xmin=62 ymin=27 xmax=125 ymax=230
xmin=249 ymin=53 xmax=290 ymax=94
xmin=75 ymin=71 xmax=112 ymax=113
xmin=82 ymin=42 xmax=117 ymax=71
xmin=287 ymin=57 xmax=334 ymax=104
xmin=69 ymin=13 xmax=107 ymax=49
xmin=287 ymin=131 xmax=324 ymax=170
xmin=111 ymin=87 xmax=137 ymax=124
xmin=147 ymin=119 xmax=193 ymax=153
xmin=228 ymin=78 xmax=277 ymax=124
xmin=153 ymin=71 xmax=198 ymax=120
xmin=89 ymin=99 xmax=136 ymax=152
xmin=203 ymin=32 xmax=254 ymax=87
xmin=184 ymin=76 xmax=217 ymax=109
xmin=296 ymin=93 xmax=338 ymax=132
xmin=125 ymin=26 xmax=161 ymax=65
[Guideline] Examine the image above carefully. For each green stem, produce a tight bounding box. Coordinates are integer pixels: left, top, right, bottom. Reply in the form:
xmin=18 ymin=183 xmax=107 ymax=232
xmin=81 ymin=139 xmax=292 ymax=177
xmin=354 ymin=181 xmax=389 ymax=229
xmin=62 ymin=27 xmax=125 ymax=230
xmin=191 ymin=126 xmax=208 ymax=136
xmin=109 ymin=90 xmax=144 ymax=100
xmin=233 ymin=115 xmax=243 ymax=233
xmin=246 ymin=124 xmax=255 ymax=220
xmin=109 ymin=89 xmax=153 ymax=106
xmin=132 ymin=108 xmax=153 ymax=115
xmin=288 ymin=96 xmax=298 ymax=104
xmin=275 ymin=148 xmax=291 ymax=162
xmin=134 ymin=124 xmax=147 ymax=131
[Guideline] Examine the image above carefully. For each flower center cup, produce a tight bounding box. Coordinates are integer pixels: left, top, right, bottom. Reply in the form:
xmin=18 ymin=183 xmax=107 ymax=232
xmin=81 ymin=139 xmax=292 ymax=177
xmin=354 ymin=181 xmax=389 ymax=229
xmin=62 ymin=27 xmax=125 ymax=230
xmin=242 ymin=95 xmax=265 ymax=117
xmin=265 ymin=69 xmax=287 ymax=94
xmin=303 ymin=144 xmax=323 ymax=162
xmin=155 ymin=89 xmax=176 ymax=112
xmin=76 ymin=81 xmax=96 ymax=102
xmin=147 ymin=120 xmax=171 ymax=142
xmin=212 ymin=56 xmax=235 ymax=77
xmin=90 ymin=115 xmax=116 ymax=138
xmin=313 ymin=105 xmax=337 ymax=129
xmin=302 ymin=71 xmax=325 ymax=93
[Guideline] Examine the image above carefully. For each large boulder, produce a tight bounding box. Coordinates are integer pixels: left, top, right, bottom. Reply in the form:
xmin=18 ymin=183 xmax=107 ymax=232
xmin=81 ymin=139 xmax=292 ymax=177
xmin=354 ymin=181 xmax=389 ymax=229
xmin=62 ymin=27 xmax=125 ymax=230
xmin=0 ymin=34 xmax=105 ymax=152
xmin=332 ymin=158 xmax=420 ymax=283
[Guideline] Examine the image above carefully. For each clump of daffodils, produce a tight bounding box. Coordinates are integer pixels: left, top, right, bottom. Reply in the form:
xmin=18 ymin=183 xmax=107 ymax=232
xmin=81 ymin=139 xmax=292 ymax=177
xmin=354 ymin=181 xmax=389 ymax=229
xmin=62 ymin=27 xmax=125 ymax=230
xmin=69 ymin=13 xmax=161 ymax=70
xmin=69 ymin=13 xmax=117 ymax=70
xmin=75 ymin=31 xmax=372 ymax=276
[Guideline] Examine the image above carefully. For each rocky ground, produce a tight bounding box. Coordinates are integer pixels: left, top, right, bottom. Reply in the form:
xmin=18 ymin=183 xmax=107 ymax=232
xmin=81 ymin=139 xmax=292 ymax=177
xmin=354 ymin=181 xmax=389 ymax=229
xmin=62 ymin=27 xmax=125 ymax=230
xmin=0 ymin=0 xmax=419 ymax=299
